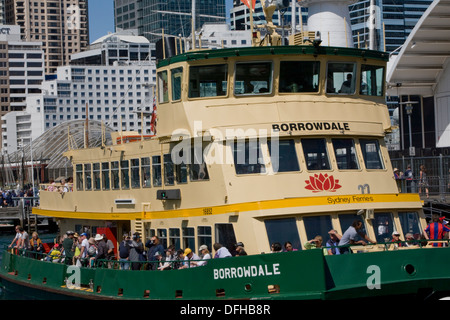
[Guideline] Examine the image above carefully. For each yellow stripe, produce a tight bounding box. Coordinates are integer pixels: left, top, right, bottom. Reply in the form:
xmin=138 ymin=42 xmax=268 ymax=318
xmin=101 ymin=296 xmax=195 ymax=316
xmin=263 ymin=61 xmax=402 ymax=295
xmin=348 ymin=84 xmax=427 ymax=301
xmin=33 ymin=193 xmax=421 ymax=221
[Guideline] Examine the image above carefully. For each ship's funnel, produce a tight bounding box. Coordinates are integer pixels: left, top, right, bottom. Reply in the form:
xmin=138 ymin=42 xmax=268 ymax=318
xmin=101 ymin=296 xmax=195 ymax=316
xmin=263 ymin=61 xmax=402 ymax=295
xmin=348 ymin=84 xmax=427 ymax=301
xmin=298 ymin=0 xmax=356 ymax=47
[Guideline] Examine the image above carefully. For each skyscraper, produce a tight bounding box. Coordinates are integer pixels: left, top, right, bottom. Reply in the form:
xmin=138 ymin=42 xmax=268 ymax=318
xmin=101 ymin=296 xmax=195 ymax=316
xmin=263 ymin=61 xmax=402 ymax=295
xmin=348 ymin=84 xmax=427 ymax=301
xmin=114 ymin=0 xmax=226 ymax=43
xmin=349 ymin=0 xmax=433 ymax=53
xmin=4 ymin=0 xmax=89 ymax=74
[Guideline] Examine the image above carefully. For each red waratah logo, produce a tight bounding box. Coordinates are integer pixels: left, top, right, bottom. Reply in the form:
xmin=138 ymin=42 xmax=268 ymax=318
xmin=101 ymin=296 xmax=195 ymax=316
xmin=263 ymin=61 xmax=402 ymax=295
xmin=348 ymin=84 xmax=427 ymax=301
xmin=305 ymin=174 xmax=342 ymax=193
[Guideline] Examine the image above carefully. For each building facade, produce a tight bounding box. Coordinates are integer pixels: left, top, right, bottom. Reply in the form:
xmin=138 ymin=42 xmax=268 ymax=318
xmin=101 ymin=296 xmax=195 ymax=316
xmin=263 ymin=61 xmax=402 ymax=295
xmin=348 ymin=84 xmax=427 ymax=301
xmin=114 ymin=0 xmax=226 ymax=43
xmin=4 ymin=0 xmax=89 ymax=75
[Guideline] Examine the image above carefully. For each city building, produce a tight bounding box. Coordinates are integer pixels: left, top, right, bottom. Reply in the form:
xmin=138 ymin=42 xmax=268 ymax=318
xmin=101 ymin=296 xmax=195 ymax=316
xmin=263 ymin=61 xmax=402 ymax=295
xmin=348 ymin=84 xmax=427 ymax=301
xmin=0 ymin=25 xmax=44 ymax=150
xmin=197 ymin=23 xmax=251 ymax=49
xmin=1 ymin=31 xmax=156 ymax=154
xmin=114 ymin=0 xmax=226 ymax=43
xmin=4 ymin=0 xmax=89 ymax=75
xmin=0 ymin=0 xmax=5 ymax=24
xmin=349 ymin=0 xmax=434 ymax=53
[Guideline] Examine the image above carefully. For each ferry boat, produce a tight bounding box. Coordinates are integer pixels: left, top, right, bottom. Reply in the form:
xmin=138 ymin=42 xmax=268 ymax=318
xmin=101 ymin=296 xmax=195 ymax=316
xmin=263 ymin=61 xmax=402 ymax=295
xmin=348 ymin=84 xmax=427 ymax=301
xmin=2 ymin=3 xmax=450 ymax=302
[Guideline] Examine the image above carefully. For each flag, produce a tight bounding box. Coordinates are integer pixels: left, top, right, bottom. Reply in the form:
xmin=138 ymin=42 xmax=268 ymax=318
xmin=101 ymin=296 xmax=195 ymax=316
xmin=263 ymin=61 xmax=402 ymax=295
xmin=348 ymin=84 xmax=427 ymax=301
xmin=241 ymin=0 xmax=256 ymax=10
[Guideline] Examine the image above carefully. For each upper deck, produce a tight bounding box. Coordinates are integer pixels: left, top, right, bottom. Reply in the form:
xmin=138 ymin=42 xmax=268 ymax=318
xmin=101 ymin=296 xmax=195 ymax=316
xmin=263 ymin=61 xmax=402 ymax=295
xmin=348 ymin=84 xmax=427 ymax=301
xmin=155 ymin=45 xmax=391 ymax=141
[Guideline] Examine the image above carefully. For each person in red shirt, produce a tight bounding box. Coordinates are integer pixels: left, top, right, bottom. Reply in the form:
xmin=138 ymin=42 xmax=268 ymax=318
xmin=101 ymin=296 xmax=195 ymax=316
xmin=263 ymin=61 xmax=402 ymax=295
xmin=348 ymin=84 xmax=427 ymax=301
xmin=424 ymin=214 xmax=450 ymax=247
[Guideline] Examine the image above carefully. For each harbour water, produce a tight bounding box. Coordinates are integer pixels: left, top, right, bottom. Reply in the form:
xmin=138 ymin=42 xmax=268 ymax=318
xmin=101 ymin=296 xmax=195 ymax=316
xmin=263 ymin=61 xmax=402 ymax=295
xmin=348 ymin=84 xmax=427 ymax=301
xmin=0 ymin=230 xmax=57 ymax=300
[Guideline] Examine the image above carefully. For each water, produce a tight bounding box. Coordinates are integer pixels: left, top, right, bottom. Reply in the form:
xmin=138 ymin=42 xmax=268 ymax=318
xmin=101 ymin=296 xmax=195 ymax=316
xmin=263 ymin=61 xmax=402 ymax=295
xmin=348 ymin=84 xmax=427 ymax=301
xmin=0 ymin=229 xmax=57 ymax=300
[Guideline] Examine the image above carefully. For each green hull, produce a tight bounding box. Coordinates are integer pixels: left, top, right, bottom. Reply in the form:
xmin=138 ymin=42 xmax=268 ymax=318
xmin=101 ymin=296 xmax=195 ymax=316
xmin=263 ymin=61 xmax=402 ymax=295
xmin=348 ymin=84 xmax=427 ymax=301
xmin=2 ymin=248 xmax=450 ymax=300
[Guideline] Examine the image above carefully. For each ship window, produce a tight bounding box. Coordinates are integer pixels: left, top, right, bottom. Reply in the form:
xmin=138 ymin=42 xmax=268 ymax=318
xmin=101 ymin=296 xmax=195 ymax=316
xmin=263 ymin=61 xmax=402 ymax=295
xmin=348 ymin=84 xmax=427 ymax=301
xmin=157 ymin=229 xmax=167 ymax=248
xmin=157 ymin=71 xmax=169 ymax=103
xmin=360 ymin=65 xmax=384 ymax=96
xmin=182 ymin=227 xmax=195 ymax=250
xmin=279 ymin=61 xmax=320 ymax=93
xmin=131 ymin=158 xmax=140 ymax=189
xmin=198 ymin=226 xmax=212 ymax=251
xmin=360 ymin=139 xmax=384 ymax=169
xmin=152 ymin=156 xmax=162 ymax=187
xmin=302 ymin=138 xmax=331 ymax=170
xmin=398 ymin=212 xmax=423 ymax=239
xmin=141 ymin=157 xmax=151 ymax=188
xmin=111 ymin=161 xmax=120 ymax=190
xmin=268 ymin=139 xmax=300 ymax=173
xmin=84 ymin=164 xmax=92 ymax=191
xmin=372 ymin=212 xmax=396 ymax=243
xmin=175 ymin=149 xmax=188 ymax=184
xmin=121 ymin=160 xmax=130 ymax=189
xmin=303 ymin=215 xmax=333 ymax=249
xmin=215 ymin=224 xmax=237 ymax=252
xmin=235 ymin=62 xmax=272 ymax=95
xmin=164 ymin=154 xmax=175 ymax=186
xmin=332 ymin=139 xmax=359 ymax=170
xmin=171 ymin=67 xmax=183 ymax=101
xmin=338 ymin=214 xmax=367 ymax=243
xmin=188 ymin=64 xmax=228 ymax=98
xmin=93 ymin=163 xmax=101 ymax=190
xmin=169 ymin=228 xmax=181 ymax=249
xmin=265 ymin=218 xmax=301 ymax=251
xmin=102 ymin=162 xmax=110 ymax=191
xmin=233 ymin=140 xmax=266 ymax=175
xmin=76 ymin=164 xmax=83 ymax=191
xmin=326 ymin=62 xmax=356 ymax=94
xmin=190 ymin=147 xmax=209 ymax=181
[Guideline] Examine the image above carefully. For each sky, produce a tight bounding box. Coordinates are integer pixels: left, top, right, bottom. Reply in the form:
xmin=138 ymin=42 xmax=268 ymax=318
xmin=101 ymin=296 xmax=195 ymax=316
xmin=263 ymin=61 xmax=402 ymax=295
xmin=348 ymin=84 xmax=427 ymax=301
xmin=88 ymin=0 xmax=233 ymax=43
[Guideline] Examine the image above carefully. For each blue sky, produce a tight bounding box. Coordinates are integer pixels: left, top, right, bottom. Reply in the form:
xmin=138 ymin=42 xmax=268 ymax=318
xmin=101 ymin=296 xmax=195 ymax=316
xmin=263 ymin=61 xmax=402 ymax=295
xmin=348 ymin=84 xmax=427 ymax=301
xmin=88 ymin=0 xmax=233 ymax=42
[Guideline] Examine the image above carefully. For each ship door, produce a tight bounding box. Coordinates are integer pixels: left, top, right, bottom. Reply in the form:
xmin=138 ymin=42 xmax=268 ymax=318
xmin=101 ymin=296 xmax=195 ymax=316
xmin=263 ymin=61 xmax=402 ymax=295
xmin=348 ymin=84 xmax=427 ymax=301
xmin=97 ymin=227 xmax=118 ymax=256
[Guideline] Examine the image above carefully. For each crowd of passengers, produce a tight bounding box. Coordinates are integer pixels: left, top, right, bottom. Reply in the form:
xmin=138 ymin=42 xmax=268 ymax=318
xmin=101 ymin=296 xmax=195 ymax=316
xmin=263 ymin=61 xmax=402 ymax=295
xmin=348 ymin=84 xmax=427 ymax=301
xmin=8 ymin=215 xmax=448 ymax=269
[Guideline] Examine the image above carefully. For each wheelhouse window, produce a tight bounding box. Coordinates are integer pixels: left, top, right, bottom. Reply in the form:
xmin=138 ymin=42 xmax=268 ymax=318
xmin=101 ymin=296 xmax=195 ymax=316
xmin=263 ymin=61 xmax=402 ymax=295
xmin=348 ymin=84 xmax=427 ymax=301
xmin=235 ymin=62 xmax=272 ymax=95
xmin=93 ymin=163 xmax=101 ymax=190
xmin=360 ymin=64 xmax=384 ymax=96
xmin=84 ymin=164 xmax=92 ymax=191
xmin=279 ymin=61 xmax=320 ymax=93
xmin=360 ymin=139 xmax=384 ymax=169
xmin=188 ymin=64 xmax=228 ymax=98
xmin=141 ymin=157 xmax=151 ymax=188
xmin=131 ymin=158 xmax=140 ymax=189
xmin=157 ymin=71 xmax=169 ymax=103
xmin=152 ymin=155 xmax=162 ymax=187
xmin=111 ymin=161 xmax=120 ymax=190
xmin=268 ymin=139 xmax=300 ymax=173
xmin=76 ymin=164 xmax=83 ymax=191
xmin=171 ymin=67 xmax=183 ymax=101
xmin=121 ymin=160 xmax=130 ymax=189
xmin=164 ymin=154 xmax=175 ymax=186
xmin=372 ymin=212 xmax=396 ymax=243
xmin=265 ymin=218 xmax=301 ymax=251
xmin=190 ymin=146 xmax=209 ymax=181
xmin=302 ymin=138 xmax=331 ymax=170
xmin=102 ymin=162 xmax=110 ymax=190
xmin=233 ymin=139 xmax=266 ymax=175
xmin=326 ymin=62 xmax=356 ymax=94
xmin=332 ymin=139 xmax=359 ymax=170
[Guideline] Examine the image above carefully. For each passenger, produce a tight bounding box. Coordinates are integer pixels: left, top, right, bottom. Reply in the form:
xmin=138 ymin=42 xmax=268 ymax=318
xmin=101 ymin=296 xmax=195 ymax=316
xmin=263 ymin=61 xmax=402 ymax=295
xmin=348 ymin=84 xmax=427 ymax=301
xmin=304 ymin=236 xmax=323 ymax=250
xmin=129 ymin=232 xmax=144 ymax=270
xmin=213 ymin=243 xmax=232 ymax=258
xmin=404 ymin=165 xmax=414 ymax=193
xmin=87 ymin=237 xmax=98 ymax=267
xmin=8 ymin=225 xmax=22 ymax=253
xmin=404 ymin=233 xmax=419 ymax=247
xmin=145 ymin=235 xmax=165 ymax=270
xmin=235 ymin=243 xmax=248 ymax=256
xmin=284 ymin=241 xmax=297 ymax=252
xmin=118 ymin=233 xmax=131 ymax=270
xmin=62 ymin=231 xmax=75 ymax=265
xmin=17 ymin=226 xmax=31 ymax=253
xmin=390 ymin=231 xmax=403 ymax=248
xmin=196 ymin=245 xmax=211 ymax=266
xmin=270 ymin=242 xmax=282 ymax=253
xmin=424 ymin=213 xmax=450 ymax=247
xmin=94 ymin=233 xmax=107 ymax=267
xmin=326 ymin=230 xmax=341 ymax=255
xmin=75 ymin=233 xmax=89 ymax=267
xmin=339 ymin=73 xmax=353 ymax=93
xmin=72 ymin=233 xmax=81 ymax=265
xmin=30 ymin=231 xmax=44 ymax=259
xmin=158 ymin=245 xmax=179 ymax=270
xmin=48 ymin=244 xmax=61 ymax=263
xmin=419 ymin=164 xmax=429 ymax=199
xmin=180 ymin=248 xmax=200 ymax=269
xmin=104 ymin=234 xmax=115 ymax=261
xmin=338 ymin=220 xmax=377 ymax=254
xmin=154 ymin=251 xmax=165 ymax=269
xmin=59 ymin=178 xmax=69 ymax=194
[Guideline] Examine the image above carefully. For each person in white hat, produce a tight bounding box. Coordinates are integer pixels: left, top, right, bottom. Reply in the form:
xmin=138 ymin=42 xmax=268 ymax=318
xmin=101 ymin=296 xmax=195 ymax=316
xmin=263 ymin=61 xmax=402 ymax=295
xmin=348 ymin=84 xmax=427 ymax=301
xmin=93 ymin=233 xmax=107 ymax=267
xmin=391 ymin=231 xmax=402 ymax=248
xmin=196 ymin=245 xmax=211 ymax=266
